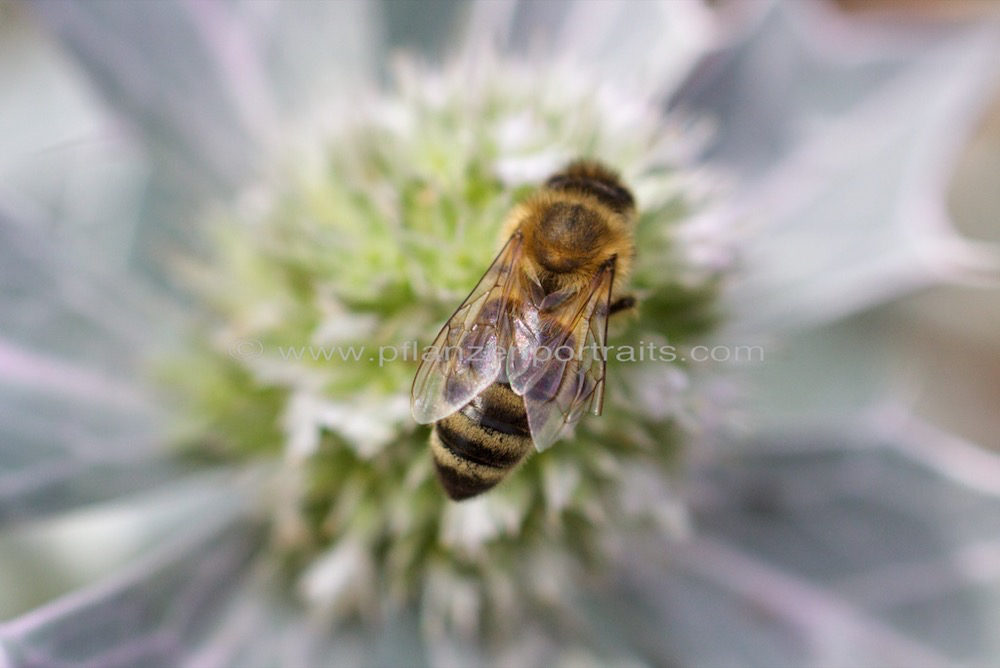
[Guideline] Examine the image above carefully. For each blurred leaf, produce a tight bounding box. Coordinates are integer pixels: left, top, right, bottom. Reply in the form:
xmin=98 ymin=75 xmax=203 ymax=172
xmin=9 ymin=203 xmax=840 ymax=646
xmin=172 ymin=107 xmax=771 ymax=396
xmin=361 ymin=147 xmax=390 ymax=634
xmin=674 ymin=0 xmax=1000 ymax=332
xmin=26 ymin=0 xmax=381 ymax=289
xmin=0 ymin=204 xmax=186 ymax=523
xmin=0 ymin=6 xmax=150 ymax=277
xmin=225 ymin=0 xmax=379 ymax=118
xmin=735 ymin=310 xmax=900 ymax=436
xmin=0 ymin=471 xmax=250 ymax=619
xmin=28 ymin=0 xmax=252 ymax=195
xmin=0 ymin=384 xmax=179 ymax=526
xmin=635 ymin=435 xmax=1000 ymax=666
xmin=182 ymin=586 xmax=431 ymax=668
xmin=0 ymin=485 xmax=262 ymax=668
xmin=675 ymin=0 xmax=995 ymax=180
xmin=467 ymin=0 xmax=711 ymax=97
xmin=0 ymin=205 xmax=179 ymax=374
xmin=380 ymin=0 xmax=464 ymax=60
xmin=29 ymin=0 xmax=379 ymax=196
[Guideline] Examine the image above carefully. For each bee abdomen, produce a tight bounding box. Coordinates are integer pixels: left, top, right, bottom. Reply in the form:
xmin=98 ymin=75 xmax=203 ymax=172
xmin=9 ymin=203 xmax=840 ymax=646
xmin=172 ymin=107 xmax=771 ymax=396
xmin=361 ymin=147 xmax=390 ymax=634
xmin=436 ymin=420 xmax=525 ymax=469
xmin=430 ymin=385 xmax=533 ymax=500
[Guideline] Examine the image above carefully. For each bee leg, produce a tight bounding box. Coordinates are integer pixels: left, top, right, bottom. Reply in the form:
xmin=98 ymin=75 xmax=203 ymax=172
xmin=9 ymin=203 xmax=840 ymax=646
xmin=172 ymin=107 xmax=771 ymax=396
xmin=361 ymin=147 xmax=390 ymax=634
xmin=609 ymin=294 xmax=637 ymax=317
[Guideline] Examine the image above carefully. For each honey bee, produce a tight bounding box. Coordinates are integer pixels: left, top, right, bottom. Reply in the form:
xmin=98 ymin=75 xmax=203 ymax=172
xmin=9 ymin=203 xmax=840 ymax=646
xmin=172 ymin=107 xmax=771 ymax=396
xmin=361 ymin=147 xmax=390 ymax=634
xmin=411 ymin=160 xmax=637 ymax=500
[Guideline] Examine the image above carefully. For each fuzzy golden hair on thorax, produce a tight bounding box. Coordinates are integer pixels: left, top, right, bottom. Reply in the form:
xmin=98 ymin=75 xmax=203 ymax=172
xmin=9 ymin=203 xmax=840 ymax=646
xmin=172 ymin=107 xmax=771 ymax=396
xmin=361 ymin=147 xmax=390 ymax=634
xmin=500 ymin=161 xmax=636 ymax=295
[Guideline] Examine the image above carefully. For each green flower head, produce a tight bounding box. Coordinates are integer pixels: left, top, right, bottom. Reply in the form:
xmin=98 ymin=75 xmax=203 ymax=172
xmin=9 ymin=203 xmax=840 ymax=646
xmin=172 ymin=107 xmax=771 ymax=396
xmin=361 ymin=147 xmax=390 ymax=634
xmin=169 ymin=55 xmax=730 ymax=636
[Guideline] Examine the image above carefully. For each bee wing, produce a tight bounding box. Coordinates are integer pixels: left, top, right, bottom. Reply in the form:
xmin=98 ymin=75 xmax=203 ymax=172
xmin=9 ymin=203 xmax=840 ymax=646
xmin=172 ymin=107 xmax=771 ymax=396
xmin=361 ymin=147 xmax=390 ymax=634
xmin=513 ymin=261 xmax=614 ymax=452
xmin=410 ymin=233 xmax=524 ymax=424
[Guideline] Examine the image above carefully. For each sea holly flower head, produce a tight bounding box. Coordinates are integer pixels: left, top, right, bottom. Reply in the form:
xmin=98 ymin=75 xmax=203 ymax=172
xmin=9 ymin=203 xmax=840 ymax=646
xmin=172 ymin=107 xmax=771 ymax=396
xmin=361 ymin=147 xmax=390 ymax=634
xmin=170 ymin=53 xmax=730 ymax=634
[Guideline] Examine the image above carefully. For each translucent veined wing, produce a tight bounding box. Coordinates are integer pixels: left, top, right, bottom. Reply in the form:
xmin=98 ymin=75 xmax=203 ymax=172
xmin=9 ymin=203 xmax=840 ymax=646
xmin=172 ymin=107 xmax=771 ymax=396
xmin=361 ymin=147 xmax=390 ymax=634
xmin=504 ymin=272 xmax=547 ymax=390
xmin=411 ymin=232 xmax=524 ymax=424
xmin=513 ymin=261 xmax=615 ymax=451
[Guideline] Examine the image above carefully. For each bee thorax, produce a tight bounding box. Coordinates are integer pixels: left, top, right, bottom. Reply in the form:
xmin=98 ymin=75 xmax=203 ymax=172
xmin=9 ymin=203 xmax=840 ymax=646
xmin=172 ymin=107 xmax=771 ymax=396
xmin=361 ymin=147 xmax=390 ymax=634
xmin=532 ymin=203 xmax=605 ymax=273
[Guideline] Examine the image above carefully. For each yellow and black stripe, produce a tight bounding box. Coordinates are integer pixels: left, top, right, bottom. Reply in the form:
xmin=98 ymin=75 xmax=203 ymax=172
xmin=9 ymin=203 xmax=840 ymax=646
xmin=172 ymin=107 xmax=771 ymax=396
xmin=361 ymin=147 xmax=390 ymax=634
xmin=430 ymin=383 xmax=533 ymax=500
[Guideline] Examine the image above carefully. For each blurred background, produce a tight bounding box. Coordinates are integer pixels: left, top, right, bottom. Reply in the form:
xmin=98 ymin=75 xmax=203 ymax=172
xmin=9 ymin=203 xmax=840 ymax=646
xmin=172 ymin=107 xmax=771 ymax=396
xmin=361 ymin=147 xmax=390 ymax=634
xmin=1 ymin=0 xmax=1000 ymax=666
xmin=831 ymin=0 xmax=1000 ymax=455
